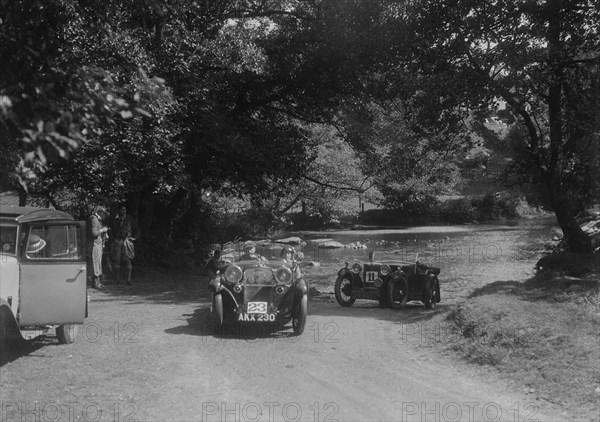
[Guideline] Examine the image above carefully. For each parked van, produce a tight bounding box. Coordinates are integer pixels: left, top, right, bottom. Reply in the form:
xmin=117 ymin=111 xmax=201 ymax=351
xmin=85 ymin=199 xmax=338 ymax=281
xmin=0 ymin=206 xmax=87 ymax=344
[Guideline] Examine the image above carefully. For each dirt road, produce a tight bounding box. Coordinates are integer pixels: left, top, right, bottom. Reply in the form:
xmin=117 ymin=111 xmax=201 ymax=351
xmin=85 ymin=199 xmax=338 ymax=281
xmin=0 ymin=274 xmax=574 ymax=422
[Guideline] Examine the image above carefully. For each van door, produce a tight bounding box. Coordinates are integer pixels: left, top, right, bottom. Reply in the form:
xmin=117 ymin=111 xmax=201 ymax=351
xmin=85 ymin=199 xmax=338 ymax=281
xmin=18 ymin=221 xmax=87 ymax=326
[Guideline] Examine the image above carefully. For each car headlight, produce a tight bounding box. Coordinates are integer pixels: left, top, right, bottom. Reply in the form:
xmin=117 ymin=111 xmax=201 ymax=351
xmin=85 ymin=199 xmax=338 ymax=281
xmin=380 ymin=265 xmax=391 ymax=276
xmin=352 ymin=263 xmax=362 ymax=274
xmin=374 ymin=278 xmax=383 ymax=288
xmin=224 ymin=265 xmax=243 ymax=284
xmin=275 ymin=267 xmax=293 ymax=284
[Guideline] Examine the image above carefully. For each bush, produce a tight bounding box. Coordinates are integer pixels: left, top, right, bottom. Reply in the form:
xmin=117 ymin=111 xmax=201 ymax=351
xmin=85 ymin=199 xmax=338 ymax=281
xmin=471 ymin=192 xmax=538 ymax=221
xmin=439 ymin=198 xmax=477 ymax=223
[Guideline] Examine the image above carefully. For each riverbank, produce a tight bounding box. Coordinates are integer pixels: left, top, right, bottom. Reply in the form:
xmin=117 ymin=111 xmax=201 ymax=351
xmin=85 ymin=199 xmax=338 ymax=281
xmin=420 ymin=258 xmax=600 ymax=421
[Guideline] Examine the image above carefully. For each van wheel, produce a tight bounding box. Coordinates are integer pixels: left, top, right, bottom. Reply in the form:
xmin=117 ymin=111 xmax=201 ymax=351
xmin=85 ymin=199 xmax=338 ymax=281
xmin=56 ymin=324 xmax=79 ymax=344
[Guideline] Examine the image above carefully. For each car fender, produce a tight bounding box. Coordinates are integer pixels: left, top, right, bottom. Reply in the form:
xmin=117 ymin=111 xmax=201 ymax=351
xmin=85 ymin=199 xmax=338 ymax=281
xmin=337 ymin=266 xmax=350 ymax=278
xmin=295 ymin=277 xmax=308 ymax=296
xmin=0 ymin=299 xmax=23 ymax=341
xmin=209 ymin=276 xmax=222 ymax=293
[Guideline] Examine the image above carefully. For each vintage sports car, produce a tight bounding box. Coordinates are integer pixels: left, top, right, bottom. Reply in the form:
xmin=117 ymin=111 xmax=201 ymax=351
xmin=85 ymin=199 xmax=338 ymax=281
xmin=1 ymin=206 xmax=87 ymax=344
xmin=209 ymin=244 xmax=308 ymax=335
xmin=335 ymin=251 xmax=441 ymax=310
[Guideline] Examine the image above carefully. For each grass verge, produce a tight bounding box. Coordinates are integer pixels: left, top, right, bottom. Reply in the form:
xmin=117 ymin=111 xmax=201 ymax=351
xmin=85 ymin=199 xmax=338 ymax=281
xmin=428 ymin=258 xmax=600 ymax=420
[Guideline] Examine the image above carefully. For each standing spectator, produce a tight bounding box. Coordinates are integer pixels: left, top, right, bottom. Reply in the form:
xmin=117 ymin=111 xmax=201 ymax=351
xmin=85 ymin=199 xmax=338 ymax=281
xmin=111 ymin=205 xmax=140 ymax=285
xmin=206 ymin=249 xmax=221 ymax=275
xmin=87 ymin=206 xmax=109 ymax=289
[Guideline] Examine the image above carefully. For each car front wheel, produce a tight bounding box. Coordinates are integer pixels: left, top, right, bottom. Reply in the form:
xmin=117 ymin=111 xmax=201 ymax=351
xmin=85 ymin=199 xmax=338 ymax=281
xmin=56 ymin=324 xmax=79 ymax=344
xmin=423 ymin=275 xmax=440 ymax=310
xmin=212 ymin=293 xmax=224 ymax=334
xmin=388 ymin=276 xmax=408 ymax=310
xmin=292 ymin=295 xmax=308 ymax=335
xmin=334 ymin=276 xmax=356 ymax=307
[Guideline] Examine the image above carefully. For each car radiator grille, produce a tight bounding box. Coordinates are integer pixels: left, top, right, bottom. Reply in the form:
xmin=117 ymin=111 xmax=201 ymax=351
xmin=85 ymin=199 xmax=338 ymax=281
xmin=243 ymin=268 xmax=275 ymax=285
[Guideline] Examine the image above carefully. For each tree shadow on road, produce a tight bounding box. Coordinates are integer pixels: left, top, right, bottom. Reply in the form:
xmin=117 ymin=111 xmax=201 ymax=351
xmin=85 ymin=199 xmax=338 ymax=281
xmin=164 ymin=305 xmax=304 ymax=341
xmin=89 ymin=268 xmax=210 ymax=305
xmin=309 ymin=294 xmax=449 ymax=325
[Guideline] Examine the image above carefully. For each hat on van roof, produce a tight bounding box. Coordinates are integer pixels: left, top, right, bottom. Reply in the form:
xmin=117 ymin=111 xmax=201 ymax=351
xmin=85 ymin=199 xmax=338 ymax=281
xmin=27 ymin=234 xmax=46 ymax=253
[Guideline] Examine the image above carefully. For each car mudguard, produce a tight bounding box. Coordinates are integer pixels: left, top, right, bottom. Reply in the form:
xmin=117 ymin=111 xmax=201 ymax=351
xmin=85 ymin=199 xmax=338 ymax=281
xmin=295 ymin=277 xmax=308 ymax=296
xmin=209 ymin=276 xmax=222 ymax=293
xmin=337 ymin=266 xmax=350 ymax=278
xmin=0 ymin=300 xmax=23 ymax=341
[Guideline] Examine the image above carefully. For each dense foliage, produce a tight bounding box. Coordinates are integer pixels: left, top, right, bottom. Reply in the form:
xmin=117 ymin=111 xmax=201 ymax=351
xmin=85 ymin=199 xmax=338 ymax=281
xmin=1 ymin=0 xmax=598 ymax=253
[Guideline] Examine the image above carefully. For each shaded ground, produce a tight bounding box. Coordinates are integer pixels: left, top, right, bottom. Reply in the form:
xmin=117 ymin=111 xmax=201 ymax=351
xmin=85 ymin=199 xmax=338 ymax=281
xmin=0 ymin=265 xmax=591 ymax=422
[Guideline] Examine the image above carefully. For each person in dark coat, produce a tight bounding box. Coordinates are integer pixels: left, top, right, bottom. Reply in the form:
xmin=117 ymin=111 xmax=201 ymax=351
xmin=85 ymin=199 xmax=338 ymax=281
xmin=110 ymin=205 xmax=140 ymax=285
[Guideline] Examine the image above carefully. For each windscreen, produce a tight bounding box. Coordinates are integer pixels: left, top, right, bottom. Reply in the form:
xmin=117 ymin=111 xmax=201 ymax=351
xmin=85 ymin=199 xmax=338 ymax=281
xmin=0 ymin=221 xmax=18 ymax=255
xmin=25 ymin=224 xmax=83 ymax=261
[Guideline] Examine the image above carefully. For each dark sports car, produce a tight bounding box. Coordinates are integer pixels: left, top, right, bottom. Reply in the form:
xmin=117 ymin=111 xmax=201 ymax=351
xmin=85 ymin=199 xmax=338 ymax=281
xmin=334 ymin=251 xmax=441 ymax=309
xmin=208 ymin=244 xmax=308 ymax=335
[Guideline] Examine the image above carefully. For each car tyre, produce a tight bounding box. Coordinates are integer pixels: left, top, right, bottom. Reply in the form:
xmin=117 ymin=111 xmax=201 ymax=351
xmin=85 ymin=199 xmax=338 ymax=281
xmin=423 ymin=275 xmax=440 ymax=310
xmin=388 ymin=276 xmax=408 ymax=310
xmin=212 ymin=293 xmax=224 ymax=334
xmin=334 ymin=276 xmax=356 ymax=307
xmin=56 ymin=324 xmax=79 ymax=344
xmin=292 ymin=295 xmax=308 ymax=335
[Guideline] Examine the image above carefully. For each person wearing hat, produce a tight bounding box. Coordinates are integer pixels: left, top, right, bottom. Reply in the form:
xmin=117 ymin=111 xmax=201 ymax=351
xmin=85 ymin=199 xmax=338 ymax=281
xmin=87 ymin=205 xmax=109 ymax=289
xmin=240 ymin=241 xmax=264 ymax=261
xmin=280 ymin=246 xmax=294 ymax=262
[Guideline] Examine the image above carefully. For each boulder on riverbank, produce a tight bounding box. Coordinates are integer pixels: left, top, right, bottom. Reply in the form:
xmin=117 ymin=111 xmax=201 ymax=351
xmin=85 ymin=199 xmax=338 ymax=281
xmin=317 ymin=240 xmax=345 ymax=248
xmin=276 ymin=236 xmax=304 ymax=246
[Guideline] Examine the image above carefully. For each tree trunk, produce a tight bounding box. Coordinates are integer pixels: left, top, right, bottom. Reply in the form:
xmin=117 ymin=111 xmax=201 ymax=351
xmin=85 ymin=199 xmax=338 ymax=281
xmin=550 ymin=192 xmax=592 ymax=253
xmin=17 ymin=185 xmax=27 ymax=206
xmin=543 ymin=0 xmax=592 ymax=254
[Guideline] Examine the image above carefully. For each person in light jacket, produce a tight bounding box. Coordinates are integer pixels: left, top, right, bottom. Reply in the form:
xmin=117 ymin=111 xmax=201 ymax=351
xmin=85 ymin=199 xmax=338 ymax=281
xmin=87 ymin=205 xmax=109 ymax=289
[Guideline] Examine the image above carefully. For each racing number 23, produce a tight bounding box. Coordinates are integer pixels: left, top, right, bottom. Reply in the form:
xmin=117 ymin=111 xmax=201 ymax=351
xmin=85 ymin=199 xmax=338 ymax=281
xmin=247 ymin=302 xmax=267 ymax=314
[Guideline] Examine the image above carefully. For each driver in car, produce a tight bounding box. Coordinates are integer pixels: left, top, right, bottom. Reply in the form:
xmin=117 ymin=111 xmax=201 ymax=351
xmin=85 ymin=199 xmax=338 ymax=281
xmin=240 ymin=242 xmax=265 ymax=261
xmin=281 ymin=246 xmax=294 ymax=262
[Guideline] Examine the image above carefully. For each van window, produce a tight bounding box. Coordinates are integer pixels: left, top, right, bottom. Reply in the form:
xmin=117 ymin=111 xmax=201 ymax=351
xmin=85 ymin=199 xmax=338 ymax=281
xmin=1 ymin=223 xmax=17 ymax=255
xmin=25 ymin=225 xmax=83 ymax=261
